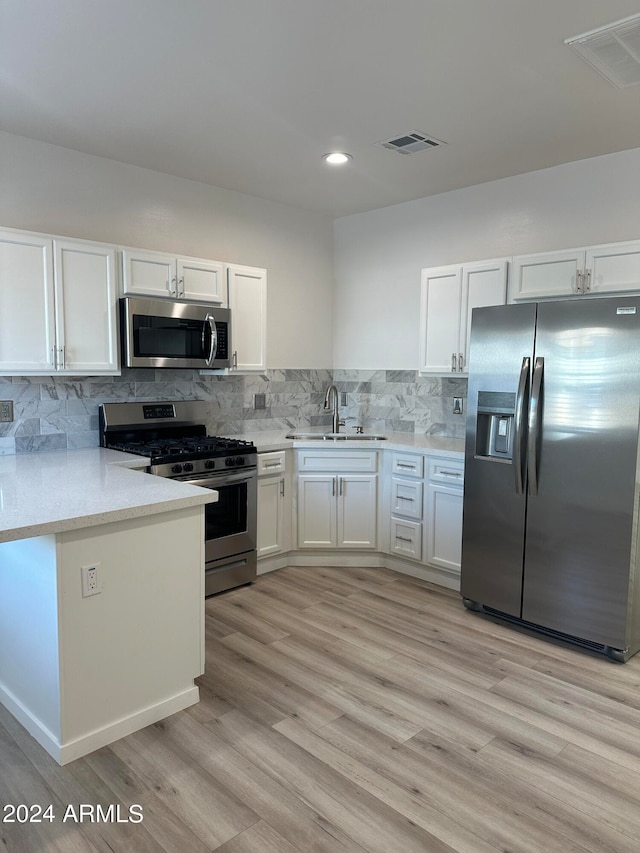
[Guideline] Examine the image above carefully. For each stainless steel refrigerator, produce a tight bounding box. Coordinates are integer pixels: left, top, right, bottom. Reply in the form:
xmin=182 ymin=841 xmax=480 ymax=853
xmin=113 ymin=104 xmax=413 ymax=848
xmin=461 ymin=295 xmax=640 ymax=661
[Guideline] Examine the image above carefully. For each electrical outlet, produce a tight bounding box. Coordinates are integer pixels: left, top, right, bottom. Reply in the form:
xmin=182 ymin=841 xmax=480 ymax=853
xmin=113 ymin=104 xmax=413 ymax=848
xmin=0 ymin=401 xmax=13 ymax=423
xmin=253 ymin=393 xmax=266 ymax=410
xmin=81 ymin=563 xmax=102 ymax=597
xmin=340 ymin=391 xmax=348 ymax=406
xmin=453 ymin=397 xmax=464 ymax=415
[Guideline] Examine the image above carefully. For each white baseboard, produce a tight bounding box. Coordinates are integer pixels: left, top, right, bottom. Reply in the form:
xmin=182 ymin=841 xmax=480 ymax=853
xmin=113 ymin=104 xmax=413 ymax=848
xmin=260 ymin=549 xmax=461 ymax=591
xmin=0 ymin=681 xmax=199 ymax=766
xmin=257 ymin=554 xmax=290 ymax=574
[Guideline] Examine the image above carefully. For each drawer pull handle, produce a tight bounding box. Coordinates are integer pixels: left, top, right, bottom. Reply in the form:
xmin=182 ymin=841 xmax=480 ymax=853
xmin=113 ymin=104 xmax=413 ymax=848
xmin=397 ymin=463 xmax=416 ymax=469
xmin=440 ymin=470 xmax=461 ymax=477
xmin=263 ymin=462 xmax=281 ymax=468
xmin=398 ymin=496 xmax=415 ymax=501
xmin=395 ymin=535 xmax=412 ymax=543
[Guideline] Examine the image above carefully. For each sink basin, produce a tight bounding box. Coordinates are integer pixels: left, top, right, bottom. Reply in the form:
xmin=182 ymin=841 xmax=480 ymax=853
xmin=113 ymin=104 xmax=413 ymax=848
xmin=286 ymin=432 xmax=387 ymax=441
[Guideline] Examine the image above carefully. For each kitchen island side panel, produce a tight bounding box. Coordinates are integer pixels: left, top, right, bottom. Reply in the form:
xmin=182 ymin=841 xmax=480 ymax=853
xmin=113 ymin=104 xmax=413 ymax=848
xmin=0 ymin=535 xmax=62 ymax=740
xmin=57 ymin=506 xmax=204 ymax=753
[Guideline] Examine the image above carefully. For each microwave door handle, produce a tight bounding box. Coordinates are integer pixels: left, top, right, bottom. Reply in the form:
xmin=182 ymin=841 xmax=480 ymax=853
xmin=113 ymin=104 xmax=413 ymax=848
xmin=203 ymin=313 xmax=218 ymax=366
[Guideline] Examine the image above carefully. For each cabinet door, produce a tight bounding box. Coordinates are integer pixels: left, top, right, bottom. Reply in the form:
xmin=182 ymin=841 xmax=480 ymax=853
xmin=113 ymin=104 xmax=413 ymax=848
xmin=54 ymin=241 xmax=119 ymax=374
xmin=297 ymin=475 xmax=336 ymax=548
xmin=337 ymin=474 xmax=377 ymax=549
xmin=227 ymin=265 xmax=267 ymax=372
xmin=460 ymin=260 xmax=508 ymax=370
xmin=585 ymin=241 xmax=640 ymax=295
xmin=177 ymin=257 xmax=226 ymax=304
xmin=257 ymin=476 xmax=285 ymax=557
xmin=419 ymin=266 xmax=462 ymax=374
xmin=510 ymin=250 xmax=583 ymax=301
xmin=0 ymin=231 xmax=55 ymax=373
xmin=425 ymin=482 xmax=463 ymax=573
xmin=121 ymin=249 xmax=177 ymax=298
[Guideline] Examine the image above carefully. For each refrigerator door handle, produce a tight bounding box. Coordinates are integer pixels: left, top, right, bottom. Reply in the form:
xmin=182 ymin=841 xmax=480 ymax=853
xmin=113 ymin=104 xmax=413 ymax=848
xmin=513 ymin=356 xmax=530 ymax=495
xmin=527 ymin=356 xmax=544 ymax=496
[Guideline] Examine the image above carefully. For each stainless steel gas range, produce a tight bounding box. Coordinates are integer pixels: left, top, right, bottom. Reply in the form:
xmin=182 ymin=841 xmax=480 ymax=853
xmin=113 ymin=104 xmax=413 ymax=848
xmin=99 ymin=401 xmax=257 ymax=596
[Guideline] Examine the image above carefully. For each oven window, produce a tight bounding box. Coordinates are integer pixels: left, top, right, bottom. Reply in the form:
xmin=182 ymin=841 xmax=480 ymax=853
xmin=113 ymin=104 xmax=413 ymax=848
xmin=133 ymin=314 xmax=208 ymax=359
xmin=205 ymin=480 xmax=247 ymax=539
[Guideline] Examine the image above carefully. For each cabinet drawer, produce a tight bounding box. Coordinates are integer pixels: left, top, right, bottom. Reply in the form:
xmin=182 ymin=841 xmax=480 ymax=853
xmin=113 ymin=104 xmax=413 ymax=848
xmin=297 ymin=449 xmax=378 ymax=473
xmin=390 ymin=517 xmax=422 ymax=561
xmin=258 ymin=450 xmax=286 ymax=476
xmin=427 ymin=456 xmax=464 ymax=485
xmin=391 ymin=452 xmax=424 ymax=478
xmin=391 ymin=477 xmax=423 ymax=520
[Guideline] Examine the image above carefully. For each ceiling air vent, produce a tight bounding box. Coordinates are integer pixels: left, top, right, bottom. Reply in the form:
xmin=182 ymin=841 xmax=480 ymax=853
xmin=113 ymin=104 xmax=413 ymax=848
xmin=565 ymin=13 xmax=640 ymax=88
xmin=378 ymin=131 xmax=445 ymax=155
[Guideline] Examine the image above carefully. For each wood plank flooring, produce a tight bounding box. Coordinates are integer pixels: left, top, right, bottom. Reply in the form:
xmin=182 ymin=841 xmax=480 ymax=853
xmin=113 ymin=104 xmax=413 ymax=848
xmin=3 ymin=565 xmax=640 ymax=851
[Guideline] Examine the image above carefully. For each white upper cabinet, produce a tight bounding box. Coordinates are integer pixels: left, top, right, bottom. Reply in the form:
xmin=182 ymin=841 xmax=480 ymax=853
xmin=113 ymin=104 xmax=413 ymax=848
xmin=510 ymin=240 xmax=640 ymax=301
xmin=419 ymin=266 xmax=462 ymax=374
xmin=227 ymin=264 xmax=267 ymax=372
xmin=419 ymin=259 xmax=507 ymax=375
xmin=0 ymin=230 xmax=118 ymax=375
xmin=586 ymin=242 xmax=640 ymax=295
xmin=0 ymin=230 xmax=55 ymax=373
xmin=121 ymin=248 xmax=226 ymax=304
xmin=54 ymin=240 xmax=118 ymax=373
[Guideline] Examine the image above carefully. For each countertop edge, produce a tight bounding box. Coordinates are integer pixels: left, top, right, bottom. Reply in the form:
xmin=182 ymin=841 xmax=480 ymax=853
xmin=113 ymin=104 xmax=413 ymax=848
xmin=233 ymin=430 xmax=465 ymax=457
xmin=0 ymin=491 xmax=216 ymax=544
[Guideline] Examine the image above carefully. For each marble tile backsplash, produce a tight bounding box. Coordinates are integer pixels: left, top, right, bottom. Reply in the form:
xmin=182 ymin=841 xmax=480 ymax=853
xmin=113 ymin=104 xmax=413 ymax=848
xmin=333 ymin=370 xmax=468 ymax=439
xmin=0 ymin=369 xmax=467 ymax=454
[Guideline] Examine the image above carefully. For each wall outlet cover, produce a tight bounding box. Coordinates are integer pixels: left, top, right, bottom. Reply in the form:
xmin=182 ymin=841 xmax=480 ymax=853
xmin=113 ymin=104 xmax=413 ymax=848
xmin=81 ymin=563 xmax=102 ymax=597
xmin=253 ymin=393 xmax=266 ymax=409
xmin=0 ymin=401 xmax=14 ymax=423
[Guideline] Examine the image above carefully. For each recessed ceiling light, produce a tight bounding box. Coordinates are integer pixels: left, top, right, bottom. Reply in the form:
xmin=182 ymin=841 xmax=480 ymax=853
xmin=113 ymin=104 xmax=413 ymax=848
xmin=323 ymin=152 xmax=352 ymax=165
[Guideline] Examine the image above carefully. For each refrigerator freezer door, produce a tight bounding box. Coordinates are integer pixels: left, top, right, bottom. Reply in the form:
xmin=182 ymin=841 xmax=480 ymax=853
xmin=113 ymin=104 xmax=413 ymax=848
xmin=461 ymin=302 xmax=537 ymax=615
xmin=522 ymin=297 xmax=640 ymax=649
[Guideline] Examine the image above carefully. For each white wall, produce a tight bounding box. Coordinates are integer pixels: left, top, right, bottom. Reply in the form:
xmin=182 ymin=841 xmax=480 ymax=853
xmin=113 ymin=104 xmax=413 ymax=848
xmin=0 ymin=131 xmax=334 ymax=368
xmin=334 ymin=148 xmax=640 ymax=369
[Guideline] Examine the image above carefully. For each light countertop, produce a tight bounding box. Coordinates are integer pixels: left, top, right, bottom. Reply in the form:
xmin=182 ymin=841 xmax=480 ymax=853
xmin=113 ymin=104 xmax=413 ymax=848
xmin=230 ymin=429 xmax=464 ymax=457
xmin=0 ymin=448 xmax=217 ymax=544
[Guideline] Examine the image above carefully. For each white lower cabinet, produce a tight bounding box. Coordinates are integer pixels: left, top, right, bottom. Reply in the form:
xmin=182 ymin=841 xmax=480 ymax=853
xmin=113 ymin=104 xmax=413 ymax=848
xmin=424 ymin=456 xmax=464 ymax=574
xmin=390 ymin=517 xmax=422 ymax=561
xmin=257 ymin=451 xmax=291 ymax=558
xmin=389 ymin=451 xmax=424 ymax=561
xmin=295 ymin=450 xmax=378 ymax=550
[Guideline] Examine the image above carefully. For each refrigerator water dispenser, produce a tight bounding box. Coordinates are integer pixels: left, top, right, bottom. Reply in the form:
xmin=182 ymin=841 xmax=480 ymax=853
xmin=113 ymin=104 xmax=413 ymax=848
xmin=475 ymin=391 xmax=516 ymax=460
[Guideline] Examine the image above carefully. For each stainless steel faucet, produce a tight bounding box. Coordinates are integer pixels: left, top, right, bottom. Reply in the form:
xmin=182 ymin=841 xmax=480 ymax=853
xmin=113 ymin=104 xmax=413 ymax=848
xmin=324 ymin=384 xmax=344 ymax=433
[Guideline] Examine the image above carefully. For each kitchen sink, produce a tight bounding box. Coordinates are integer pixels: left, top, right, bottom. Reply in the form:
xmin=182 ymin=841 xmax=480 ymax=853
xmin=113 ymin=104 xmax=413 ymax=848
xmin=286 ymin=432 xmax=387 ymax=441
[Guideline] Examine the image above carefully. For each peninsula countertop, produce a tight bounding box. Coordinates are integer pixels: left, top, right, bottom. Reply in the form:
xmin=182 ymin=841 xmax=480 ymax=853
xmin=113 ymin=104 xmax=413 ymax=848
xmin=0 ymin=448 xmax=217 ymax=544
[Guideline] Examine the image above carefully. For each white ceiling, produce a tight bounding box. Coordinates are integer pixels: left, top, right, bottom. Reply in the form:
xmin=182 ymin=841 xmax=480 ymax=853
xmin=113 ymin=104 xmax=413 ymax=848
xmin=1 ymin=0 xmax=640 ymax=218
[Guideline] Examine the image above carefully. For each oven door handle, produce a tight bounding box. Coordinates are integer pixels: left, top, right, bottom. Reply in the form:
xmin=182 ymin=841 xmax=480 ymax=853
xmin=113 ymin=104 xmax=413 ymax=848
xmin=182 ymin=470 xmax=256 ymax=489
xmin=203 ymin=313 xmax=218 ymax=367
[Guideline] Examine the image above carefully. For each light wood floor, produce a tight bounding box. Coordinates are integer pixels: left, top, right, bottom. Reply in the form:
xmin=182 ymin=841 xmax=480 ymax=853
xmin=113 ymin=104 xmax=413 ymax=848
xmin=3 ymin=566 xmax=640 ymax=851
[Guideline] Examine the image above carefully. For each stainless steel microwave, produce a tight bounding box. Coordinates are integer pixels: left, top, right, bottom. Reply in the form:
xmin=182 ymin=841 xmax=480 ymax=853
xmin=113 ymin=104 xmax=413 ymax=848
xmin=120 ymin=297 xmax=231 ymax=369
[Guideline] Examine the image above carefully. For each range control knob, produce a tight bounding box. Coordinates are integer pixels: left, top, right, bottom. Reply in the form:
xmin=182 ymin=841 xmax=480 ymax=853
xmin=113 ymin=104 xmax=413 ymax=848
xmin=182 ymin=462 xmax=194 ymax=473
xmin=225 ymin=456 xmax=235 ymax=466
xmin=236 ymin=456 xmax=245 ymax=465
xmin=171 ymin=464 xmax=183 ymax=474
xmin=204 ymin=460 xmax=216 ymax=469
